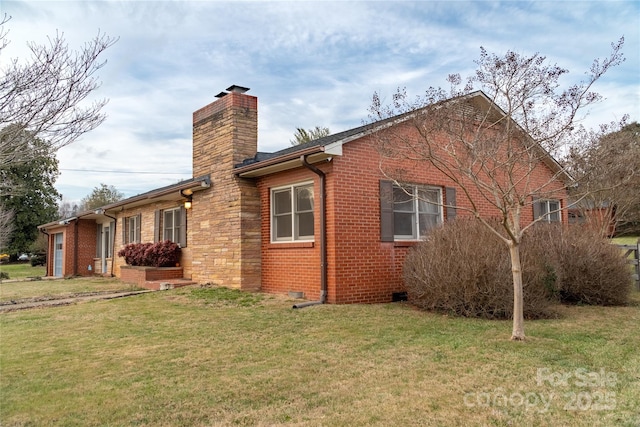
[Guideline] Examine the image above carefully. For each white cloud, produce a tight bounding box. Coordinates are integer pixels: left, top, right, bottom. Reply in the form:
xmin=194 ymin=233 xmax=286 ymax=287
xmin=2 ymin=0 xmax=638 ymax=202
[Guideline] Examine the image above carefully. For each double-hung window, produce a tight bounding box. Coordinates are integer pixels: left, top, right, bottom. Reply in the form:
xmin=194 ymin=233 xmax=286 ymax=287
xmin=123 ymin=214 xmax=141 ymax=244
xmin=271 ymin=183 xmax=314 ymax=242
xmin=393 ymin=184 xmax=442 ymax=240
xmin=163 ymin=207 xmax=182 ymax=243
xmin=154 ymin=206 xmax=186 ymax=247
xmin=534 ymin=199 xmax=561 ymax=223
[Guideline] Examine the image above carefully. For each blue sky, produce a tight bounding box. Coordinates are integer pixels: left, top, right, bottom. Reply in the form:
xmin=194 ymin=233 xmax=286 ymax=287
xmin=2 ymin=1 xmax=639 ymax=203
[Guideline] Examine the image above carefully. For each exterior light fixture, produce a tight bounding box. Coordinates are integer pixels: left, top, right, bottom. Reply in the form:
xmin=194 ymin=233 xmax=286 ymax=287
xmin=184 ymin=197 xmax=192 ymax=209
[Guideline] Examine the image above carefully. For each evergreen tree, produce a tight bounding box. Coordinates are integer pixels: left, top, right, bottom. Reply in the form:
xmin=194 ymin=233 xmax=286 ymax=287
xmin=0 ymin=127 xmax=60 ymax=254
xmin=290 ymin=126 xmax=331 ymax=146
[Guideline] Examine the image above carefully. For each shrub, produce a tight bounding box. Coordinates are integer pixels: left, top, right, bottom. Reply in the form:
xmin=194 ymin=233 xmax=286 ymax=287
xmin=404 ymin=219 xmax=557 ymax=319
xmin=548 ymin=225 xmax=631 ymax=305
xmin=144 ymin=240 xmax=181 ymax=268
xmin=117 ymin=241 xmax=181 ymax=268
xmin=118 ymin=243 xmax=152 ymax=266
xmin=30 ymin=254 xmax=46 ymax=267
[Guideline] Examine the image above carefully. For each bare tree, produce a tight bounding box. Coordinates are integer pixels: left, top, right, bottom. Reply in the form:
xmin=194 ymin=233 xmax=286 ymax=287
xmin=58 ymin=198 xmax=80 ymax=220
xmin=79 ymin=183 xmax=124 ymax=212
xmin=0 ymin=14 xmax=117 ymax=175
xmin=370 ymin=39 xmax=624 ymax=340
xmin=566 ymin=121 xmax=640 ymax=236
xmin=0 ymin=14 xmax=116 ymax=249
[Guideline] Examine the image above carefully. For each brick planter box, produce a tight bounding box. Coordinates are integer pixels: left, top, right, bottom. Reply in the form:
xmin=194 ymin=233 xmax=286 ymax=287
xmin=120 ymin=266 xmax=184 ymax=287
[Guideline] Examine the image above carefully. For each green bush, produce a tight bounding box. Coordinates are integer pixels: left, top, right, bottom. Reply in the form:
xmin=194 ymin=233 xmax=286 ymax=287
xmin=404 ymin=219 xmax=557 ymax=319
xmin=30 ymin=254 xmax=46 ymax=267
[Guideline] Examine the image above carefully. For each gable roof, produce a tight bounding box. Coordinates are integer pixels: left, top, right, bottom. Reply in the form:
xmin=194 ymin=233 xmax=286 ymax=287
xmin=234 ymin=90 xmax=571 ymax=182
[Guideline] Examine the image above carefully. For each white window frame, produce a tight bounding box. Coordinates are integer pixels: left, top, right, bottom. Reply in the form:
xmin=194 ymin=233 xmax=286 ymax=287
xmin=163 ymin=207 xmax=182 ymax=243
xmin=536 ymin=199 xmax=561 ymax=223
xmin=271 ymin=181 xmax=315 ymax=243
xmin=393 ymin=184 xmax=443 ymax=240
xmin=126 ymin=215 xmax=139 ymax=244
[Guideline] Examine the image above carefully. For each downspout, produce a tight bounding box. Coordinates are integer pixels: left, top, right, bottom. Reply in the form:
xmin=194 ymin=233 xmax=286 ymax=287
xmin=293 ymin=154 xmax=327 ymax=309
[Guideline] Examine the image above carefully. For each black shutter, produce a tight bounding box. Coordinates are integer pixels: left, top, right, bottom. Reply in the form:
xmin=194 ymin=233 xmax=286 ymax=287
xmin=445 ymin=187 xmax=457 ymax=221
xmin=136 ymin=213 xmax=141 ymax=243
xmin=179 ymin=206 xmax=187 ymax=247
xmin=154 ymin=210 xmax=161 ymax=242
xmin=532 ymin=198 xmax=542 ymax=220
xmin=380 ymin=180 xmax=394 ymax=242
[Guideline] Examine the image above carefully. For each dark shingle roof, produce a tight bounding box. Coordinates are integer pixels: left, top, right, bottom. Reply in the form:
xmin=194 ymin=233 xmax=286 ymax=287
xmin=235 ymin=121 xmax=379 ymax=168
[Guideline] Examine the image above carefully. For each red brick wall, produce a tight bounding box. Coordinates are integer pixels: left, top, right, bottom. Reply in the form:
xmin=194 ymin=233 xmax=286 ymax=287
xmin=44 ymin=221 xmax=96 ymax=278
xmin=257 ymin=167 xmax=324 ymax=300
xmin=257 ymin=128 xmax=568 ymax=304
xmin=74 ymin=219 xmax=96 ymax=276
xmin=120 ymin=266 xmax=184 ymax=287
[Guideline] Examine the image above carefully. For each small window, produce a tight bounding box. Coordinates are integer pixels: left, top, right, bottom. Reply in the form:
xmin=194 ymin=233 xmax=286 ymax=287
xmin=163 ymin=208 xmax=182 ymax=243
xmin=124 ymin=214 xmax=141 ymax=244
xmin=534 ymin=199 xmax=561 ymax=223
xmin=393 ymin=184 xmax=442 ymax=240
xmin=271 ymin=183 xmax=314 ymax=242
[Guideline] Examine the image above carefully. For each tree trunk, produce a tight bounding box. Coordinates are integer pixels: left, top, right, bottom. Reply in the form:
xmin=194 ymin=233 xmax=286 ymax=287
xmin=508 ymin=240 xmax=526 ymax=341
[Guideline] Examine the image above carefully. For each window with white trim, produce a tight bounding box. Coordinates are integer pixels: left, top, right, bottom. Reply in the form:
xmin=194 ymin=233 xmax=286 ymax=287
xmin=393 ymin=184 xmax=442 ymax=239
xmin=271 ymin=183 xmax=314 ymax=242
xmin=124 ymin=214 xmax=140 ymax=244
xmin=534 ymin=199 xmax=561 ymax=223
xmin=163 ymin=207 xmax=182 ymax=242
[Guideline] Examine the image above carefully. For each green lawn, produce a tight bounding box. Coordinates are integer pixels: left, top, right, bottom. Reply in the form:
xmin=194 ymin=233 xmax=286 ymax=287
xmin=1 ymin=279 xmax=639 ymax=426
xmin=0 ymin=263 xmax=46 ymax=280
xmin=612 ymin=235 xmax=640 ymax=246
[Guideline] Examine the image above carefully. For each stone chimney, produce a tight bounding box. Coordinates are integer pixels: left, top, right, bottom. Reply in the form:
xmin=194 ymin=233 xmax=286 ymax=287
xmin=189 ymin=85 xmax=261 ymax=290
xmin=192 ymin=85 xmax=257 ymax=177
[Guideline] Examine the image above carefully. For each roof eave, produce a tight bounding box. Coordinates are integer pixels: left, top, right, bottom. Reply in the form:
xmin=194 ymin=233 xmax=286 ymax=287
xmin=235 ymin=146 xmax=326 ymax=178
xmin=100 ymin=174 xmax=211 ymax=213
xmin=38 ymin=175 xmax=211 ymax=230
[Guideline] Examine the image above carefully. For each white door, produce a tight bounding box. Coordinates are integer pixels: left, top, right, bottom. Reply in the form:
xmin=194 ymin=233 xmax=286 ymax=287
xmin=53 ymin=232 xmax=63 ymax=277
xmin=101 ymin=223 xmax=111 ymax=274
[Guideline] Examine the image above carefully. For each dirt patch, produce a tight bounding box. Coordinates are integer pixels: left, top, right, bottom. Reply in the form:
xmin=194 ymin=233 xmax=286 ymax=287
xmin=0 ymin=290 xmax=153 ymax=312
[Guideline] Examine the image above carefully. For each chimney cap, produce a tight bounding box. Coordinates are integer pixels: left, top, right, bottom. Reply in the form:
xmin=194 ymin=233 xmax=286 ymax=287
xmin=226 ymin=85 xmax=250 ymax=94
xmin=215 ymin=91 xmax=228 ymax=98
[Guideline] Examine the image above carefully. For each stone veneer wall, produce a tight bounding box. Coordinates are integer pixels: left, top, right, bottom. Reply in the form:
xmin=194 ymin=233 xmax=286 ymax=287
xmin=189 ymin=91 xmax=261 ymax=290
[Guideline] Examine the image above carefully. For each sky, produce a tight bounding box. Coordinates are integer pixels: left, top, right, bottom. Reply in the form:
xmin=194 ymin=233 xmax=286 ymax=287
xmin=2 ymin=0 xmax=639 ymax=203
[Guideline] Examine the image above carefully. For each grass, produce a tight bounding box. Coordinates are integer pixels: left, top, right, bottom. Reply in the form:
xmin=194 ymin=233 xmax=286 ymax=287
xmin=1 ymin=279 xmax=639 ymax=426
xmin=0 ymin=263 xmax=46 ymax=281
xmin=612 ymin=235 xmax=639 ymax=246
xmin=611 ymin=236 xmax=640 ymax=289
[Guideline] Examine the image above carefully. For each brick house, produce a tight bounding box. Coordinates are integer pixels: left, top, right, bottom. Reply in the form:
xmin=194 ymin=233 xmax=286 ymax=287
xmin=39 ymin=86 xmax=569 ymax=303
